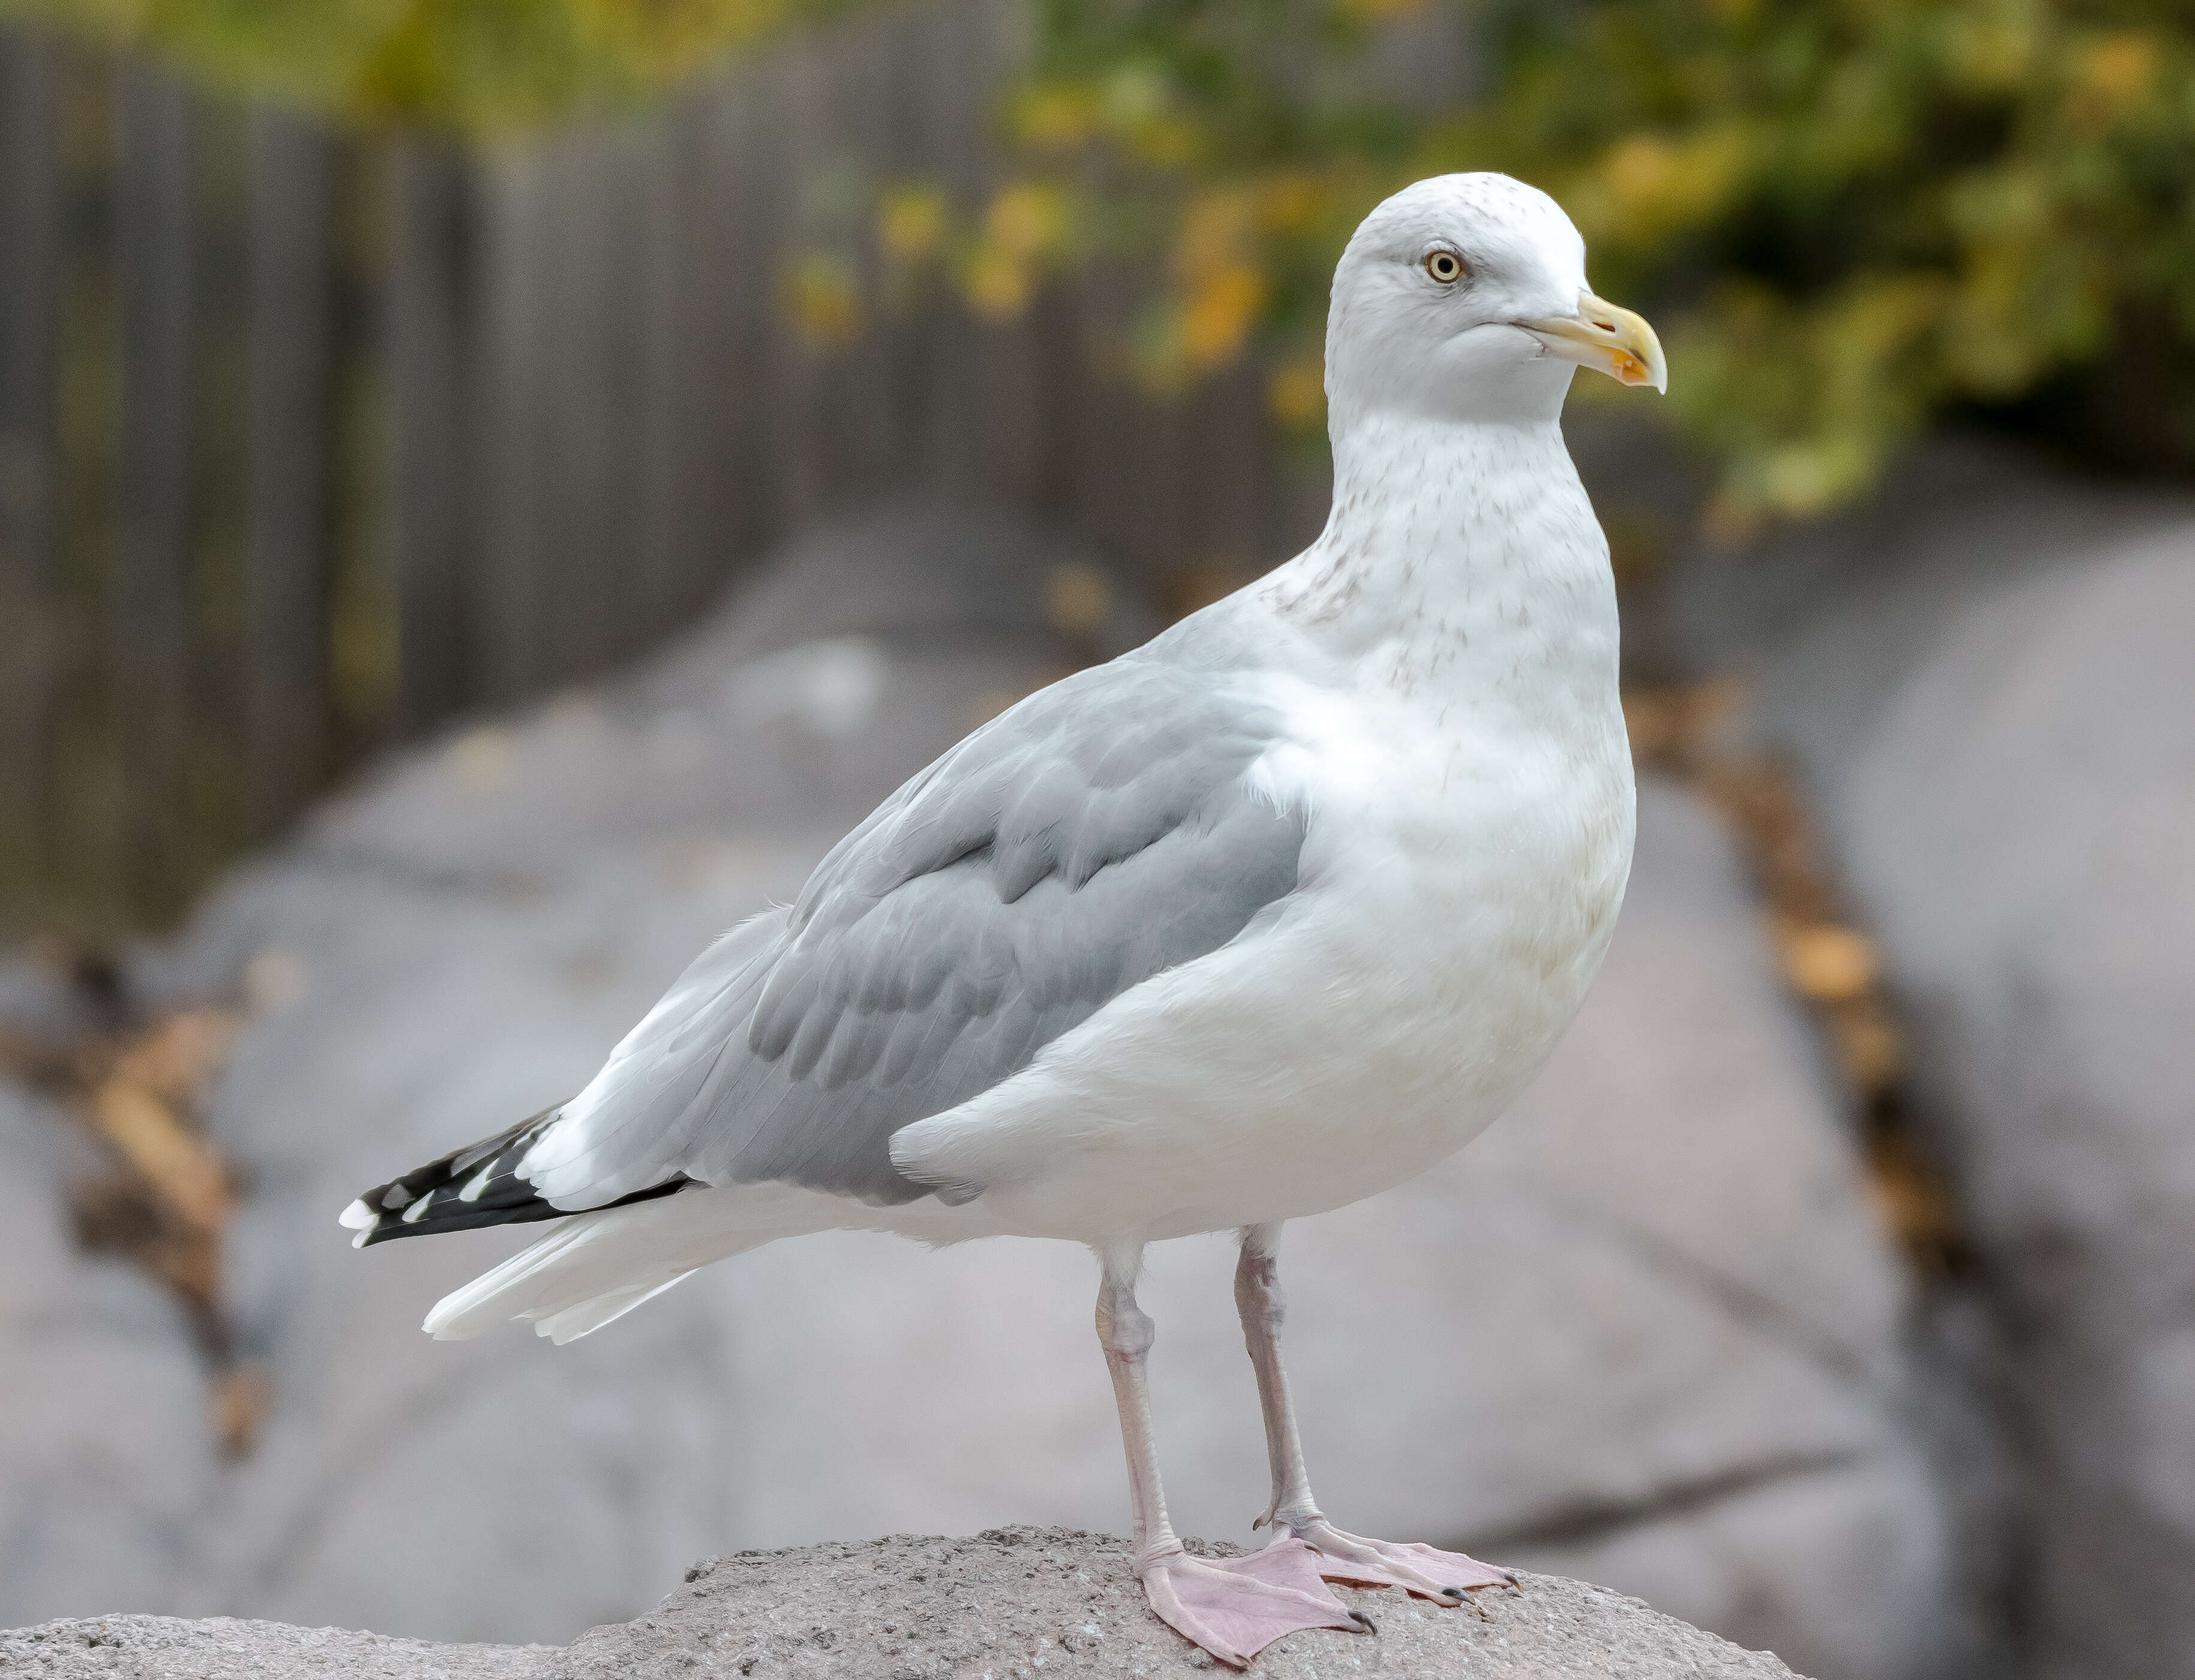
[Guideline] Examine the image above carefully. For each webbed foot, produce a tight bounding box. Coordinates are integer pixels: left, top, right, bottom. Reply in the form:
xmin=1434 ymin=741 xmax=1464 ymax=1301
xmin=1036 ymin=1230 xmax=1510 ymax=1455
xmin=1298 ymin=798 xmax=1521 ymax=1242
xmin=1280 ymin=1518 xmax=1513 ymax=1604
xmin=1139 ymin=1538 xmax=1366 ymax=1668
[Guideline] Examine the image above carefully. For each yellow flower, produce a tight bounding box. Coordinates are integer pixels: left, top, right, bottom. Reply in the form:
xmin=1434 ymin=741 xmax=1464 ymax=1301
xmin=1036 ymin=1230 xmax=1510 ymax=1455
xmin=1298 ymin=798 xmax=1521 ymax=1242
xmin=985 ymin=183 xmax=1068 ymax=260
xmin=1015 ymin=82 xmax=1099 ymax=151
xmin=1333 ymin=0 xmax=1425 ymax=19
xmin=783 ymin=252 xmax=861 ymax=350
xmin=570 ymin=0 xmax=790 ymax=86
xmin=1181 ymin=263 xmax=1265 ymax=370
xmin=1174 ymin=189 xmax=1258 ymax=281
xmin=1258 ymin=172 xmax=1327 ymax=236
xmin=1587 ymin=127 xmax=1750 ymax=249
xmin=877 ymin=183 xmax=948 ymax=265
xmin=964 ymin=245 xmax=1030 ymax=321
xmin=2064 ymin=32 xmax=2159 ymax=131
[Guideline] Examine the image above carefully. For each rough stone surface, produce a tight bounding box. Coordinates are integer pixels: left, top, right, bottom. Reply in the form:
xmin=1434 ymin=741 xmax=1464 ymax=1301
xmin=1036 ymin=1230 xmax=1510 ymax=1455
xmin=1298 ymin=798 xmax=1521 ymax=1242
xmin=1680 ymin=439 xmax=2195 ymax=1680
xmin=0 ymin=1617 xmax=541 ymax=1679
xmin=0 ymin=1533 xmax=1805 ymax=1679
xmin=5 ymin=508 xmax=1952 ymax=1678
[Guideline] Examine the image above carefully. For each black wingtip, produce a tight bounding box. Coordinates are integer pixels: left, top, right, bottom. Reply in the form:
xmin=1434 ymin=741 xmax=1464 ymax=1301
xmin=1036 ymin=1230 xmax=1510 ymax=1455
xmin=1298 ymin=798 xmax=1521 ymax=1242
xmin=341 ymin=1102 xmax=696 ymax=1248
xmin=342 ymin=1104 xmax=569 ymax=1247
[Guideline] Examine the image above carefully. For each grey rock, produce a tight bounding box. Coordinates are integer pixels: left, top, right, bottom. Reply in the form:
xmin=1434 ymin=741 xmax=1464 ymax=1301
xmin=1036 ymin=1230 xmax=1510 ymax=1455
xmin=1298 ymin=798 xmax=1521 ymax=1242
xmin=0 ymin=1615 xmax=542 ymax=1679
xmin=0 ymin=1090 xmax=220 ymax=1627
xmin=0 ymin=952 xmax=109 ymax=1044
xmin=6 ymin=507 xmax=1952 ymax=1680
xmin=557 ymin=1531 xmax=1808 ymax=1680
xmin=1688 ymin=439 xmax=2195 ymax=1680
xmin=1672 ymin=435 xmax=2194 ymax=764
xmin=0 ymin=1533 xmax=1807 ymax=1679
xmin=252 ymin=504 xmax=1159 ymax=892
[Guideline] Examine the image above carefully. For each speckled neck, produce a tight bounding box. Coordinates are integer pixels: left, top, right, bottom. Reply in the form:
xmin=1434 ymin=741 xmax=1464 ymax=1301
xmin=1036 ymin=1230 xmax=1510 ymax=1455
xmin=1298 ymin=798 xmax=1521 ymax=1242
xmin=1262 ymin=414 xmax=1619 ymax=732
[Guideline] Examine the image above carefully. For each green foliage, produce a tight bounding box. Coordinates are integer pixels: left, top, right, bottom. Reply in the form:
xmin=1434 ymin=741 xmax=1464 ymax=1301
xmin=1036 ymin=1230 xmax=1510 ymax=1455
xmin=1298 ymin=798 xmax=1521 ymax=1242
xmin=0 ymin=0 xmax=820 ymax=131
xmin=22 ymin=0 xmax=2193 ymax=518
xmin=970 ymin=0 xmax=2195 ymax=525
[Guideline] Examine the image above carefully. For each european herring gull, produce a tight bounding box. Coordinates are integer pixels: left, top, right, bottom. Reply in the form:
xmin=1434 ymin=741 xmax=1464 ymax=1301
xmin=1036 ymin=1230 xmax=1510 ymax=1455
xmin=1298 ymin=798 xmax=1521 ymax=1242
xmin=343 ymin=171 xmax=1665 ymax=1667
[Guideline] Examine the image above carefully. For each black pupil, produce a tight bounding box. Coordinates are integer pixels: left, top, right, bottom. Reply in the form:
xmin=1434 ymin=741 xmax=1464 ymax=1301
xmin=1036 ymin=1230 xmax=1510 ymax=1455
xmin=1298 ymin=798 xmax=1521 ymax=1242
xmin=1432 ymin=254 xmax=1456 ymax=278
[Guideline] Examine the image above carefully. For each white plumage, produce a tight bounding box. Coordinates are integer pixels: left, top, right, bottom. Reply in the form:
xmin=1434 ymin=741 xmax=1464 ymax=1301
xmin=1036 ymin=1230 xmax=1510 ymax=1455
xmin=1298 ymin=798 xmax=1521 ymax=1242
xmin=344 ymin=171 xmax=1665 ymax=1667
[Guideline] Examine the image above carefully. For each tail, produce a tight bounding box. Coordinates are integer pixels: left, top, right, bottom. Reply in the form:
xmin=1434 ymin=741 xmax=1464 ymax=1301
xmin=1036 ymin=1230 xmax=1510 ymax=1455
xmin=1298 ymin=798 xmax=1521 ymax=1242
xmin=339 ymin=1105 xmax=689 ymax=1248
xmin=421 ymin=1181 xmax=827 ymax=1344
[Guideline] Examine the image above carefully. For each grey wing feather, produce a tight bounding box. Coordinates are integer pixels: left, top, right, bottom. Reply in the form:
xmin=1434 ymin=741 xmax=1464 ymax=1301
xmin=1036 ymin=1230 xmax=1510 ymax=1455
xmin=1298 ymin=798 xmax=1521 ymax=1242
xmin=521 ymin=654 xmax=1303 ymax=1209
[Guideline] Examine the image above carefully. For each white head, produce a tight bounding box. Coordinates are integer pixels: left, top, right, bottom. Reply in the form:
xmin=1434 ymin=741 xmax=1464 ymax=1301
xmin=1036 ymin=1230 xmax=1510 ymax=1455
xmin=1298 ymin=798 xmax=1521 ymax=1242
xmin=1324 ymin=173 xmax=1665 ymax=433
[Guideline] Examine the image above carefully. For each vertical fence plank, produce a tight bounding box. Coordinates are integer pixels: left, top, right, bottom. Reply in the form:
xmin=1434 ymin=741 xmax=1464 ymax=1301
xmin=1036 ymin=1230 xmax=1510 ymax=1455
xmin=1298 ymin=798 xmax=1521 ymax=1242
xmin=705 ymin=65 xmax=786 ymax=562
xmin=387 ymin=136 xmax=471 ymax=736
xmin=0 ymin=28 xmax=61 ymax=907
xmin=967 ymin=0 xmax=1047 ymax=512
xmin=112 ymin=60 xmax=194 ymax=918
xmin=873 ymin=2 xmax=937 ymax=499
xmin=473 ymin=146 xmax=553 ymax=707
xmin=549 ymin=125 xmax=652 ymax=682
xmin=636 ymin=104 xmax=697 ymax=636
xmin=1187 ymin=357 xmax=1270 ymax=593
xmin=243 ymin=107 xmax=333 ymax=838
xmin=760 ymin=46 xmax=826 ymax=535
xmin=802 ymin=15 xmax=896 ymax=507
xmin=183 ymin=98 xmax=252 ymax=890
xmin=534 ymin=136 xmax=593 ymax=688
xmin=0 ymin=29 xmax=60 ymax=597
xmin=914 ymin=0 xmax=989 ymax=503
xmin=2 ymin=0 xmax=1305 ymax=934
xmin=682 ymin=75 xmax=755 ymax=610
xmin=849 ymin=17 xmax=906 ymax=494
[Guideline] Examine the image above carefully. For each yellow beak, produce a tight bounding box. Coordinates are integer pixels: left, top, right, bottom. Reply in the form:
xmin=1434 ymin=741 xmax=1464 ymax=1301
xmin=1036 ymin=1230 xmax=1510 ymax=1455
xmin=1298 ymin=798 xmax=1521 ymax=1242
xmin=1519 ymin=291 xmax=1667 ymax=394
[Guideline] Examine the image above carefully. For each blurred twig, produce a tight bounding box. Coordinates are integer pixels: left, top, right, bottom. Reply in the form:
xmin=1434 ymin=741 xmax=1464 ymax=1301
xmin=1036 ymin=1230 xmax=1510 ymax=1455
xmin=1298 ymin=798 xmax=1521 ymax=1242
xmin=0 ymin=935 xmax=270 ymax=1455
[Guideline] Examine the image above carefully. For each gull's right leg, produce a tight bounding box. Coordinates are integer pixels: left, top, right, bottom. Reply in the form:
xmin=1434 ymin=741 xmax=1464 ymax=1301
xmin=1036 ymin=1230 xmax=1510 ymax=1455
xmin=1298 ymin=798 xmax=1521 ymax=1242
xmin=1095 ymin=1245 xmax=1363 ymax=1669
xmin=1235 ymin=1223 xmax=1512 ymax=1603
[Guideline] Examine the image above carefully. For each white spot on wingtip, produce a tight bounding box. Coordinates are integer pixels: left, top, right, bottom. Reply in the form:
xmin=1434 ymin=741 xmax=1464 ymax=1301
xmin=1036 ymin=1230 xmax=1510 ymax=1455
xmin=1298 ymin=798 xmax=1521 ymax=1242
xmin=401 ymin=1194 xmax=434 ymax=1223
xmin=338 ymin=1197 xmax=377 ymax=1230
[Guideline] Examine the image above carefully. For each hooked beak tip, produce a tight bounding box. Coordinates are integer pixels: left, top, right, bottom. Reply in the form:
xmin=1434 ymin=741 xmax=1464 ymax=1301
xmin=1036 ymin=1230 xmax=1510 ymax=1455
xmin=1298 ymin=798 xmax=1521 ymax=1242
xmin=1520 ymin=291 xmax=1667 ymax=395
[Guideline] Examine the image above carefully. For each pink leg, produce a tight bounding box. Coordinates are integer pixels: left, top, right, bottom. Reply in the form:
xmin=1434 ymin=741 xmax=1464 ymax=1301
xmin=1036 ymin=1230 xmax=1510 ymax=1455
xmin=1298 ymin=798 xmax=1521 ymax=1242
xmin=1097 ymin=1247 xmax=1365 ymax=1668
xmin=1235 ymin=1226 xmax=1516 ymax=1603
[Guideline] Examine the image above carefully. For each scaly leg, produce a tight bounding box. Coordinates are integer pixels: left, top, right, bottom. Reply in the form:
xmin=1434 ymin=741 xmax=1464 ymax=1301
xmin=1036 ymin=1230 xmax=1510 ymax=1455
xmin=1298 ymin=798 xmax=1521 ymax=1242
xmin=1095 ymin=1244 xmax=1364 ymax=1668
xmin=1235 ymin=1223 xmax=1513 ymax=1603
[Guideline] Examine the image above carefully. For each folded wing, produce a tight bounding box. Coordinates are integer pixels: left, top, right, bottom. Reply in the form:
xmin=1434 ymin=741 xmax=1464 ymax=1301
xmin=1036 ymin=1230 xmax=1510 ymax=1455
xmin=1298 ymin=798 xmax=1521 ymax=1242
xmin=350 ymin=652 xmax=1303 ymax=1242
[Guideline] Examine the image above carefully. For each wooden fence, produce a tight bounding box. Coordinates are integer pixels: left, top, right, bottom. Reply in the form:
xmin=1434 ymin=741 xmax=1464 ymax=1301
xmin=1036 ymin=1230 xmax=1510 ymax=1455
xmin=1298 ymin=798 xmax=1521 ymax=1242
xmin=0 ymin=1 xmax=1332 ymax=937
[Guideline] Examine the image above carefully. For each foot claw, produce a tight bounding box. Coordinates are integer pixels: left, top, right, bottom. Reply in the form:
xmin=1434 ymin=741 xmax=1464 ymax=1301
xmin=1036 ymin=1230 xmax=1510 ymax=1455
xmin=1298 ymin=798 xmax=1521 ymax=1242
xmin=1140 ymin=1540 xmax=1364 ymax=1667
xmin=1286 ymin=1519 xmax=1511 ymax=1604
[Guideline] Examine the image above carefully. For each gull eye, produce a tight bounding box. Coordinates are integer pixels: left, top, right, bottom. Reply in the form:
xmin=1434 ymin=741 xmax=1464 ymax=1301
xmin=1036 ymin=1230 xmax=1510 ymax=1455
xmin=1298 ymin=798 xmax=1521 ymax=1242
xmin=1424 ymin=249 xmax=1466 ymax=284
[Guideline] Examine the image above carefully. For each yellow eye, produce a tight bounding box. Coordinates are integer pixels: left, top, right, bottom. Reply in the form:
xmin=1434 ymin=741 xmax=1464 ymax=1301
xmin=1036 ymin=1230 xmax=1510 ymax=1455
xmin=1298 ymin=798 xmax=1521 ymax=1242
xmin=1424 ymin=249 xmax=1466 ymax=284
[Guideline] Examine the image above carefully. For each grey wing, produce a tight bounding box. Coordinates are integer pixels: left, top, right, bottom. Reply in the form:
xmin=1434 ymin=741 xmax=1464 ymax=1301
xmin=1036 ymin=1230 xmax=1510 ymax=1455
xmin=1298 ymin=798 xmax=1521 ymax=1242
xmin=520 ymin=654 xmax=1303 ymax=1209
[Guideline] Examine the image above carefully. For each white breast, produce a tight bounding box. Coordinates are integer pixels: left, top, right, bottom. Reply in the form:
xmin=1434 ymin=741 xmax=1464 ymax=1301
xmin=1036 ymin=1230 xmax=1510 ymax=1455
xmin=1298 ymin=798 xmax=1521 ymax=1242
xmin=885 ymin=414 xmax=1636 ymax=1247
xmin=886 ymin=654 xmax=1632 ymax=1248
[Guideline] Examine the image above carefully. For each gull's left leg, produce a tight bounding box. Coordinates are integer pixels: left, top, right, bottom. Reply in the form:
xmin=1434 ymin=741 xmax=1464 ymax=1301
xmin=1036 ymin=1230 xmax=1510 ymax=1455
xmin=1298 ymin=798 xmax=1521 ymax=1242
xmin=1236 ymin=1223 xmax=1513 ymax=1603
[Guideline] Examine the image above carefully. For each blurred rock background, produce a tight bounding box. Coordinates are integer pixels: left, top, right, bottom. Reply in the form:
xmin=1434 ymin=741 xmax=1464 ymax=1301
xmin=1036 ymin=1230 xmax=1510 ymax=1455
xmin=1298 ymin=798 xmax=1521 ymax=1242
xmin=2 ymin=5 xmax=2191 ymax=1680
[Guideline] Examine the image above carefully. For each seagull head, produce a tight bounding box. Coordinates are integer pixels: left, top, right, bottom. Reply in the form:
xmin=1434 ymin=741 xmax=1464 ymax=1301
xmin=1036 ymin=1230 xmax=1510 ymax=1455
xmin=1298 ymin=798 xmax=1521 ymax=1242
xmin=1324 ymin=173 xmax=1666 ymax=432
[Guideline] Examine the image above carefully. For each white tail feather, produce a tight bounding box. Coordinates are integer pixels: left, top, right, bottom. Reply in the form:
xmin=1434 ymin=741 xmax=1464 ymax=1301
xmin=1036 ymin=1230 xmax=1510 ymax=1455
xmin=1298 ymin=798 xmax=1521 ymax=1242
xmin=423 ymin=1183 xmax=825 ymax=1343
xmin=532 ymin=1273 xmax=697 ymax=1344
